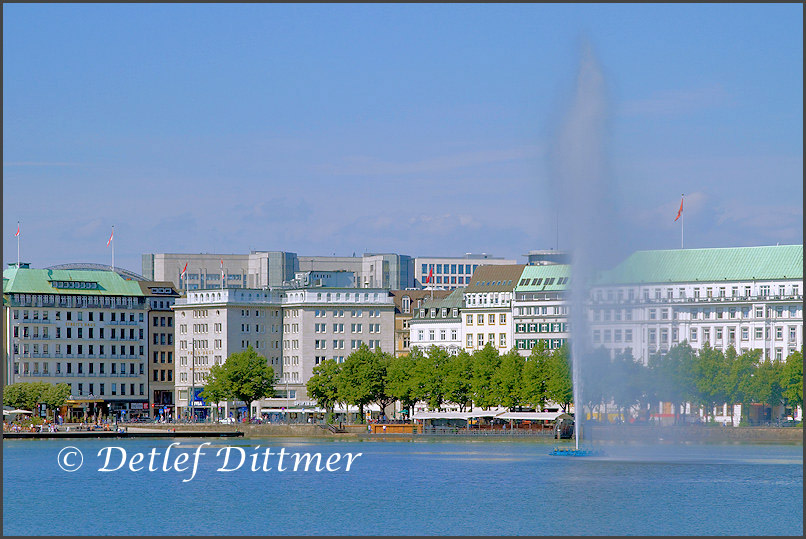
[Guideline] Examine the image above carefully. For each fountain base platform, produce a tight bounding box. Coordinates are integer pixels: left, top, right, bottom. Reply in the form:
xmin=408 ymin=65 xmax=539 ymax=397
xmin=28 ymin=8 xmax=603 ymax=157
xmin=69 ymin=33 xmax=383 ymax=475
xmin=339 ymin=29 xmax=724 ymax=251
xmin=549 ymin=447 xmax=606 ymax=457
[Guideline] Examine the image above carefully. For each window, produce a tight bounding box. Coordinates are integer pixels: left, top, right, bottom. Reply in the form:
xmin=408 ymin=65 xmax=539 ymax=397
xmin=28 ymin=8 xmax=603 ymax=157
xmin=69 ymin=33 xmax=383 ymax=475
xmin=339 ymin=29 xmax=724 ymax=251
xmin=499 ymin=313 xmax=506 ymax=324
xmin=466 ymin=314 xmax=472 ymax=325
xmin=467 ymin=335 xmax=473 ymax=347
xmin=690 ymin=328 xmax=698 ymax=342
xmin=477 ymin=314 xmax=484 ymax=325
xmin=499 ymin=333 xmax=506 ymax=347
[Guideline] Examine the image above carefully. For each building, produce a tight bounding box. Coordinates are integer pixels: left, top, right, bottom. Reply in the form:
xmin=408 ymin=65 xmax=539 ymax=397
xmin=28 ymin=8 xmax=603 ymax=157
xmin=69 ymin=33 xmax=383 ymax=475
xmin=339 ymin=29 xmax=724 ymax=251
xmin=524 ymin=249 xmax=571 ymax=266
xmin=589 ymin=245 xmax=803 ymax=364
xmin=292 ymin=270 xmax=356 ymax=288
xmin=138 ymin=281 xmax=181 ymax=419
xmin=409 ymin=288 xmax=465 ymax=356
xmin=513 ymin=264 xmax=571 ymax=355
xmin=461 ymin=265 xmax=526 ymax=353
xmin=415 ymin=254 xmax=517 ymax=290
xmin=172 ymin=286 xmax=395 ymax=419
xmin=389 ymin=289 xmax=451 ymax=357
xmin=142 ymin=251 xmax=299 ymax=291
xmin=146 ymin=251 xmax=414 ymax=291
xmin=3 ymin=263 xmax=150 ymax=420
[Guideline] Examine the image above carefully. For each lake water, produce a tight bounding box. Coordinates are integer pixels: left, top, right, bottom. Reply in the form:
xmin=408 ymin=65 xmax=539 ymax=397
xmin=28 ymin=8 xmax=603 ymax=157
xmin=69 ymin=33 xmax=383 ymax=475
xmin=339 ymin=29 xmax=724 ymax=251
xmin=3 ymin=437 xmax=802 ymax=535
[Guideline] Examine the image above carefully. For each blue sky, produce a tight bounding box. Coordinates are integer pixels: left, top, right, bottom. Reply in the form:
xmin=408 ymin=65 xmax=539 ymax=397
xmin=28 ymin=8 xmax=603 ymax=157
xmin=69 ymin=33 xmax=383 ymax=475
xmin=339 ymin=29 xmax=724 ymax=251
xmin=3 ymin=3 xmax=802 ymax=275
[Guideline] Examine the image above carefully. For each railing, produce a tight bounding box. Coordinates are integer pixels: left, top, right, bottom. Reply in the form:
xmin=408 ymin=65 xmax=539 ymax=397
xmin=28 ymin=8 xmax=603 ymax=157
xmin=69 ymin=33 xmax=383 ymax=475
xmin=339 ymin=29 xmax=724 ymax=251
xmin=419 ymin=426 xmax=554 ymax=436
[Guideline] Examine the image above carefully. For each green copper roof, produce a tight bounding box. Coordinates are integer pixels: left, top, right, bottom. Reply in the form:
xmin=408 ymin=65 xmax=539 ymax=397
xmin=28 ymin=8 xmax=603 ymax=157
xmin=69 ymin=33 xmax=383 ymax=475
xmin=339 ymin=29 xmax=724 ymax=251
xmin=594 ymin=245 xmax=803 ymax=285
xmin=3 ymin=266 xmax=145 ymax=296
xmin=515 ymin=264 xmax=571 ymax=292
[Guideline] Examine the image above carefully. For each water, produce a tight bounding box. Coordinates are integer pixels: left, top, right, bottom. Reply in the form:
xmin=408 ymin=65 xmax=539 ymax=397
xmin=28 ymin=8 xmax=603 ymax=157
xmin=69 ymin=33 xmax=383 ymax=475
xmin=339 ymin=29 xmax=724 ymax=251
xmin=3 ymin=437 xmax=802 ymax=535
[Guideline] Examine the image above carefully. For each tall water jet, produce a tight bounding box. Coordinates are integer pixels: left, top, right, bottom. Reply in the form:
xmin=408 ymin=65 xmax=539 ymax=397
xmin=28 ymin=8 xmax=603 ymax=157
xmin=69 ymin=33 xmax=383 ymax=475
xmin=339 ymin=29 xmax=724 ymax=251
xmin=549 ymin=42 xmax=626 ymax=449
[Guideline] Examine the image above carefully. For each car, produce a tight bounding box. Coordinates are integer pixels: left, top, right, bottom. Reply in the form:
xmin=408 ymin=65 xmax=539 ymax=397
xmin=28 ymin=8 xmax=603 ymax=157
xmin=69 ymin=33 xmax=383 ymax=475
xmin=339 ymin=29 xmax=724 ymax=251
xmin=218 ymin=417 xmax=235 ymax=424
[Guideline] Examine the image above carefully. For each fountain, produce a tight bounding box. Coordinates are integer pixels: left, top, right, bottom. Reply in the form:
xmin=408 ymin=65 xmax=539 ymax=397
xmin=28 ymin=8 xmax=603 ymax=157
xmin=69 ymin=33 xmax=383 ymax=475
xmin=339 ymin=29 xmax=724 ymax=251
xmin=546 ymin=42 xmax=625 ymax=457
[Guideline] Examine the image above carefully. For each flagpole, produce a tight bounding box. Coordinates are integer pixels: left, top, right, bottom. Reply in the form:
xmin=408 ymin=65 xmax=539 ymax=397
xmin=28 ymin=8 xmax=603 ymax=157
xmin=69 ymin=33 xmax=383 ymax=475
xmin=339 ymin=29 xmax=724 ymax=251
xmin=17 ymin=221 xmax=20 ymax=267
xmin=681 ymin=194 xmax=684 ymax=249
xmin=111 ymin=225 xmax=115 ymax=271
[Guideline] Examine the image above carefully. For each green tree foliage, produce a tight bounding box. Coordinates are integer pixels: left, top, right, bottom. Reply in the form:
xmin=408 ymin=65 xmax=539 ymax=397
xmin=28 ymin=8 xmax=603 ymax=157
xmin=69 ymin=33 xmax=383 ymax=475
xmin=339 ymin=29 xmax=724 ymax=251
xmin=780 ymin=350 xmax=803 ymax=410
xmin=520 ymin=341 xmax=550 ymax=409
xmin=443 ymin=350 xmax=473 ymax=411
xmin=725 ymin=347 xmax=759 ymax=425
xmin=200 ymin=363 xmax=230 ymax=417
xmin=471 ymin=343 xmax=501 ymax=409
xmin=200 ymin=346 xmax=274 ymax=420
xmin=306 ymin=359 xmax=342 ymax=417
xmin=2 ymin=382 xmax=70 ymax=417
xmin=753 ymin=358 xmax=784 ymax=410
xmin=648 ymin=342 xmax=698 ymax=422
xmin=371 ymin=348 xmax=397 ymax=417
xmin=337 ymin=344 xmax=383 ymax=422
xmin=692 ymin=343 xmax=729 ymax=420
xmin=545 ymin=345 xmax=573 ymax=413
xmin=386 ymin=350 xmax=422 ymax=416
xmin=416 ymin=346 xmax=449 ymax=410
xmin=492 ymin=348 xmax=524 ymax=409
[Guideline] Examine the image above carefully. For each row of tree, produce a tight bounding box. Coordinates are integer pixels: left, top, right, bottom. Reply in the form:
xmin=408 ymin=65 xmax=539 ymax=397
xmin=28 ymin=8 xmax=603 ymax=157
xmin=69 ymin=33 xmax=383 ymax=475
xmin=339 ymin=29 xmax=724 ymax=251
xmin=3 ymin=381 xmax=71 ymax=417
xmin=306 ymin=342 xmax=575 ymax=422
xmin=306 ymin=341 xmax=802 ymax=425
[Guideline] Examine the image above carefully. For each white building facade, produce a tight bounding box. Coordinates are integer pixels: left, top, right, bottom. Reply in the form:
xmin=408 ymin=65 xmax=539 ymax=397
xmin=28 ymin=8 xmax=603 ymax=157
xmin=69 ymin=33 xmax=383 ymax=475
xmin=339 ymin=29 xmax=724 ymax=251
xmin=4 ymin=264 xmax=150 ymax=419
xmin=460 ymin=265 xmax=525 ymax=354
xmin=512 ymin=264 xmax=571 ymax=355
xmin=409 ymin=288 xmax=465 ymax=356
xmin=588 ymin=246 xmax=803 ymax=364
xmin=172 ymin=286 xmax=395 ymax=418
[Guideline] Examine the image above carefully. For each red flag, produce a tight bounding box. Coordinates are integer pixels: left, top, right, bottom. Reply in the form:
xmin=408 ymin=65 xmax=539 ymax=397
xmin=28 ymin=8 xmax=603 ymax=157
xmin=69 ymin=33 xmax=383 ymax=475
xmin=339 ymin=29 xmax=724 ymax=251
xmin=427 ymin=266 xmax=433 ymax=284
xmin=220 ymin=259 xmax=225 ymax=283
xmin=674 ymin=195 xmax=684 ymax=222
xmin=15 ymin=223 xmax=20 ymax=237
xmin=106 ymin=229 xmax=114 ymax=246
xmin=180 ymin=262 xmax=188 ymax=278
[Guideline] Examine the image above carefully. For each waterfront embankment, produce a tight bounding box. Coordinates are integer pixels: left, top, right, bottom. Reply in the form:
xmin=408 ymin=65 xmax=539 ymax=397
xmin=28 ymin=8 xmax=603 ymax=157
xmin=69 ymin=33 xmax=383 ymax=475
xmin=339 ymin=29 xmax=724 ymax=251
xmin=128 ymin=423 xmax=804 ymax=442
xmin=585 ymin=424 xmax=803 ymax=443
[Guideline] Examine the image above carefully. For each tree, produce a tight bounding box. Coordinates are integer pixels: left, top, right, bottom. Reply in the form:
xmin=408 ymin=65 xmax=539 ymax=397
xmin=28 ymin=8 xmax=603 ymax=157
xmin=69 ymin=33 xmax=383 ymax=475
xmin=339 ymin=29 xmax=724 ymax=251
xmin=725 ymin=347 xmax=758 ymax=425
xmin=40 ymin=383 xmax=71 ymax=415
xmin=692 ymin=344 xmax=728 ymax=421
xmin=753 ymin=358 xmax=784 ymax=412
xmin=649 ymin=342 xmax=698 ymax=423
xmin=337 ymin=344 xmax=383 ymax=422
xmin=214 ymin=346 xmax=275 ymax=420
xmin=3 ymin=382 xmax=70 ymax=421
xmin=200 ymin=363 xmax=230 ymax=420
xmin=371 ymin=348 xmax=396 ymax=419
xmin=521 ymin=342 xmax=550 ymax=410
xmin=492 ymin=348 xmax=524 ymax=409
xmin=306 ymin=359 xmax=342 ymax=420
xmin=545 ymin=344 xmax=573 ymax=413
xmin=387 ymin=350 xmax=422 ymax=418
xmin=416 ymin=346 xmax=449 ymax=410
xmin=471 ymin=343 xmax=501 ymax=409
xmin=780 ymin=350 xmax=803 ymax=414
xmin=443 ymin=350 xmax=473 ymax=411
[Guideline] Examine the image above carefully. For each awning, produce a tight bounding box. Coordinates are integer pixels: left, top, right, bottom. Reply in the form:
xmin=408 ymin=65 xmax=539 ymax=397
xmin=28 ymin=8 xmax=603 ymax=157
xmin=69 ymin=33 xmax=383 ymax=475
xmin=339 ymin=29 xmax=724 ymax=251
xmin=495 ymin=412 xmax=563 ymax=421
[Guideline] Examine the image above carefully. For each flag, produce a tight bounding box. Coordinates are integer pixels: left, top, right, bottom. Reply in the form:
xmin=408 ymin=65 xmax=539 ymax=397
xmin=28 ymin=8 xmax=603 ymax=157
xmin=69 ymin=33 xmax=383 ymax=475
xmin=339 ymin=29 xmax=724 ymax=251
xmin=220 ymin=259 xmax=225 ymax=283
xmin=427 ymin=266 xmax=433 ymax=284
xmin=15 ymin=223 xmax=19 ymax=237
xmin=180 ymin=262 xmax=188 ymax=278
xmin=674 ymin=195 xmax=684 ymax=222
xmin=107 ymin=229 xmax=114 ymax=246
